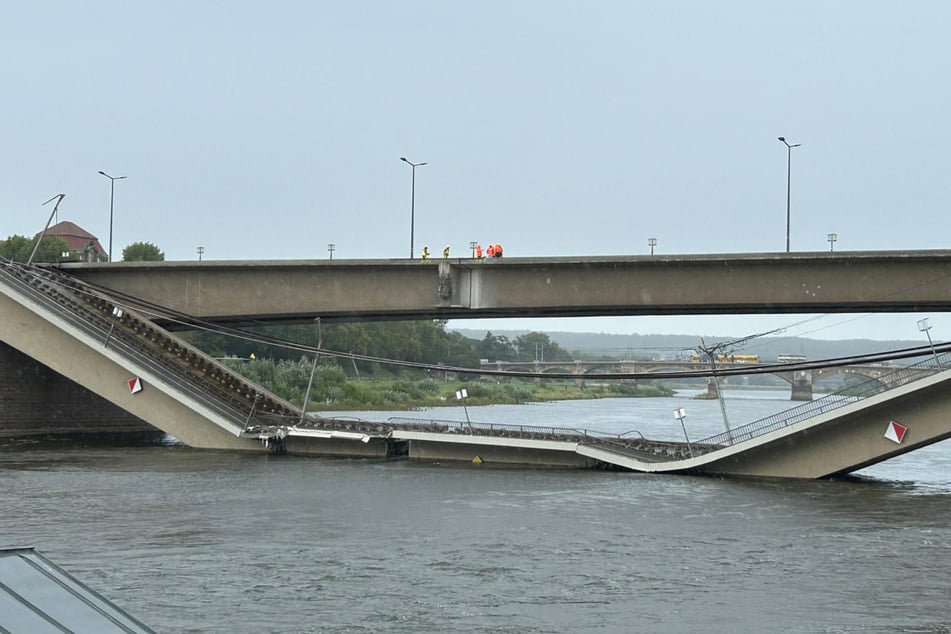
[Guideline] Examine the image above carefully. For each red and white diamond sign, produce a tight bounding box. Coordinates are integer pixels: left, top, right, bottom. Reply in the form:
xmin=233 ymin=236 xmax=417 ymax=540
xmin=128 ymin=377 xmax=143 ymax=394
xmin=884 ymin=420 xmax=907 ymax=444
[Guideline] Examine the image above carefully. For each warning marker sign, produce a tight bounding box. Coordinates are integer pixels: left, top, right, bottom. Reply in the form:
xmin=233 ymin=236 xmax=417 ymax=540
xmin=128 ymin=377 xmax=143 ymax=394
xmin=884 ymin=420 xmax=907 ymax=444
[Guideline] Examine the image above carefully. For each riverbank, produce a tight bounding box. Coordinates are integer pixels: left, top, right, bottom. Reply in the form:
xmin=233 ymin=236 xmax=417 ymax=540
xmin=314 ymin=379 xmax=674 ymax=412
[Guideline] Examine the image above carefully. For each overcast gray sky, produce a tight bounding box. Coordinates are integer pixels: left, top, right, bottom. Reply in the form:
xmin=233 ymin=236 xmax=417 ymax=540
xmin=3 ymin=1 xmax=949 ymax=342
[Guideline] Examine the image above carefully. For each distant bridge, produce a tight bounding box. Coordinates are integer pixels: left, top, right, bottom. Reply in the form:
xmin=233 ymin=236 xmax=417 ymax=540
xmin=478 ymin=359 xmax=931 ymax=401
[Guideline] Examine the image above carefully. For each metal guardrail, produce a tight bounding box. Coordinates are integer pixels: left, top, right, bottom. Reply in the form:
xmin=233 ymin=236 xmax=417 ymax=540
xmin=696 ymin=353 xmax=950 ymax=448
xmin=386 ymin=416 xmax=695 ymax=461
xmin=389 ymin=415 xmax=590 ymax=439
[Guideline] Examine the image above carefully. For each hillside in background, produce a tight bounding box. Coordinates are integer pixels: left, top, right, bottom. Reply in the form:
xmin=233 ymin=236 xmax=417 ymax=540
xmin=450 ymin=328 xmax=925 ymax=362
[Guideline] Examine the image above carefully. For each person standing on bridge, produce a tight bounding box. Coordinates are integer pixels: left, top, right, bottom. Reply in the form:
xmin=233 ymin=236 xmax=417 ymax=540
xmin=421 ymin=246 xmax=430 ymax=260
xmin=486 ymin=244 xmax=496 ymax=258
xmin=493 ymin=243 xmax=503 ymax=258
xmin=475 ymin=243 xmax=483 ymax=259
xmin=443 ymin=245 xmax=450 ymax=259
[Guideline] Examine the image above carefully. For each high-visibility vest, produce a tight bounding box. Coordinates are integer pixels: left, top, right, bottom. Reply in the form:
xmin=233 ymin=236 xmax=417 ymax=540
xmin=487 ymin=244 xmax=495 ymax=257
xmin=494 ymin=244 xmax=503 ymax=257
xmin=475 ymin=244 xmax=483 ymax=258
xmin=443 ymin=246 xmax=450 ymax=258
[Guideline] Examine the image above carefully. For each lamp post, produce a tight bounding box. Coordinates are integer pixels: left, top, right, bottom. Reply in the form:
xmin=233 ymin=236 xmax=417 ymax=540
xmin=917 ymin=318 xmax=939 ymax=367
xmin=827 ymin=232 xmax=837 ymax=253
xmin=469 ymin=241 xmax=477 ymax=258
xmin=400 ymin=157 xmax=427 ymax=259
xmin=327 ymin=243 xmax=335 ymax=260
xmin=777 ymin=137 xmax=800 ymax=253
xmin=98 ymin=171 xmax=126 ymax=262
xmin=300 ymin=317 xmax=322 ymax=425
xmin=197 ymin=246 xmax=205 ymax=261
xmin=648 ymin=237 xmax=657 ymax=255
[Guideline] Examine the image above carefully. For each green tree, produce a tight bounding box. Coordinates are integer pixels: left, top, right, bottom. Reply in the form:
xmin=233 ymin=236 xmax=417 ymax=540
xmin=0 ymin=234 xmax=70 ymax=263
xmin=513 ymin=332 xmax=572 ymax=362
xmin=122 ymin=242 xmax=165 ymax=261
xmin=476 ymin=332 xmax=517 ymax=362
xmin=182 ymin=319 xmax=482 ymax=378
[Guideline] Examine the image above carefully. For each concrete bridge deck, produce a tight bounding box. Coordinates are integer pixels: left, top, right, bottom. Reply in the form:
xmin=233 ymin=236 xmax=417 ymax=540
xmin=58 ymin=250 xmax=951 ymax=323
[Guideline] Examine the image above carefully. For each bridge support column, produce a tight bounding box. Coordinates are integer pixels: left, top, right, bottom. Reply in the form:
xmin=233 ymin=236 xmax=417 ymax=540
xmin=704 ymin=377 xmax=719 ymax=399
xmin=0 ymin=341 xmax=159 ymax=439
xmin=790 ymin=369 xmax=813 ymax=401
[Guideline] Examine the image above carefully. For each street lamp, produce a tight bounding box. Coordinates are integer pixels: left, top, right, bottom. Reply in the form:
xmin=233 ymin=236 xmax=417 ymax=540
xmin=300 ymin=317 xmax=322 ymax=425
xmin=469 ymin=241 xmax=477 ymax=258
xmin=327 ymin=243 xmax=335 ymax=260
xmin=648 ymin=237 xmax=657 ymax=255
xmin=917 ymin=318 xmax=940 ymax=367
xmin=197 ymin=246 xmax=205 ymax=261
xmin=400 ymin=157 xmax=427 ymax=259
xmin=98 ymin=171 xmax=127 ymax=262
xmin=778 ymin=137 xmax=800 ymax=253
xmin=827 ymin=232 xmax=837 ymax=253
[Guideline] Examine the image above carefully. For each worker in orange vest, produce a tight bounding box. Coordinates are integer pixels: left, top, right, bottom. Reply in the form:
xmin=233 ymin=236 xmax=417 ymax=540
xmin=494 ymin=243 xmax=503 ymax=258
xmin=486 ymin=244 xmax=496 ymax=258
xmin=475 ymin=243 xmax=483 ymax=259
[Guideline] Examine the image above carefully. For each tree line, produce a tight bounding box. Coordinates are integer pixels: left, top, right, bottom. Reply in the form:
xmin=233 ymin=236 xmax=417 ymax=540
xmin=182 ymin=322 xmax=573 ymax=379
xmin=0 ymin=233 xmax=165 ymax=263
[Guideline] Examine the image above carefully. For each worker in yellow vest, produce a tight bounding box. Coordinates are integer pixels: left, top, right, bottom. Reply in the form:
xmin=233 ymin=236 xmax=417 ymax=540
xmin=421 ymin=246 xmax=430 ymax=260
xmin=443 ymin=245 xmax=450 ymax=259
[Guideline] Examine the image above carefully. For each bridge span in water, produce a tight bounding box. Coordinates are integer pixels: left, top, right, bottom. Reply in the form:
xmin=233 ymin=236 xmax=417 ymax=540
xmin=2 ymin=256 xmax=951 ymax=479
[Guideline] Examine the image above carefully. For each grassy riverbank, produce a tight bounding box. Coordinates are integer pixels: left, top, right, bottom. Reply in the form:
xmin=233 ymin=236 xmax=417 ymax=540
xmin=218 ymin=357 xmax=674 ymax=412
xmin=315 ymin=379 xmax=674 ymax=412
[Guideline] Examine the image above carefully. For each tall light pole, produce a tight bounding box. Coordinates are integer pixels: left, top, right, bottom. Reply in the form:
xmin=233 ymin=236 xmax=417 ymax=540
xmin=778 ymin=137 xmax=800 ymax=253
xmin=400 ymin=157 xmax=427 ymax=259
xmin=648 ymin=237 xmax=657 ymax=255
xmin=827 ymin=232 xmax=837 ymax=253
xmin=917 ymin=318 xmax=939 ymax=367
xmin=99 ymin=171 xmax=126 ymax=262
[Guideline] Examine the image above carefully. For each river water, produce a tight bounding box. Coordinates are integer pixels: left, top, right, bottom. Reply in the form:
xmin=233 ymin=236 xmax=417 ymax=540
xmin=3 ymin=389 xmax=950 ymax=633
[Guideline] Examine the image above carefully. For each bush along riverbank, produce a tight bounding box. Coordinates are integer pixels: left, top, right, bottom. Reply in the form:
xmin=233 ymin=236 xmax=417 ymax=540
xmin=219 ymin=357 xmax=674 ymax=412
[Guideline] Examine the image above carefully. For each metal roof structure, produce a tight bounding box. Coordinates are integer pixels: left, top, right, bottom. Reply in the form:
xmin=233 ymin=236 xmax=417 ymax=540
xmin=0 ymin=548 xmax=156 ymax=633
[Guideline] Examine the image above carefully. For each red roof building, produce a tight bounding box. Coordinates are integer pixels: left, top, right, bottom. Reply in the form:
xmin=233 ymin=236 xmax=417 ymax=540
xmin=38 ymin=221 xmax=108 ymax=262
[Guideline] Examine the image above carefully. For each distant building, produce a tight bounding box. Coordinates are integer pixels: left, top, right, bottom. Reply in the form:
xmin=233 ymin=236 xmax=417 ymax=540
xmin=38 ymin=221 xmax=108 ymax=262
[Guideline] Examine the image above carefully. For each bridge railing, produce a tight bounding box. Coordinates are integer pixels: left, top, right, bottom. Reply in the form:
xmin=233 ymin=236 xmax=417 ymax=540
xmin=387 ymin=416 xmax=590 ymax=441
xmin=385 ymin=415 xmax=697 ymax=461
xmin=696 ymin=352 xmax=951 ymax=449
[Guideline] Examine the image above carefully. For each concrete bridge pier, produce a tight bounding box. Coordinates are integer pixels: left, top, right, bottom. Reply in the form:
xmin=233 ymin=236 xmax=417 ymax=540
xmin=574 ymin=362 xmax=586 ymax=388
xmin=0 ymin=341 xmax=158 ymax=440
xmin=790 ymin=369 xmax=814 ymax=401
xmin=703 ymin=377 xmax=719 ymax=399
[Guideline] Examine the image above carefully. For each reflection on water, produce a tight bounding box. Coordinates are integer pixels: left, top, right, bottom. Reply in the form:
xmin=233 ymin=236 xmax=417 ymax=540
xmin=2 ymin=391 xmax=950 ymax=633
